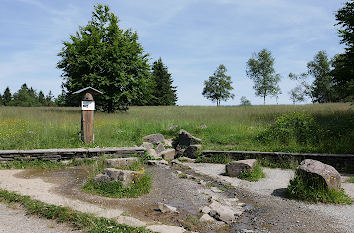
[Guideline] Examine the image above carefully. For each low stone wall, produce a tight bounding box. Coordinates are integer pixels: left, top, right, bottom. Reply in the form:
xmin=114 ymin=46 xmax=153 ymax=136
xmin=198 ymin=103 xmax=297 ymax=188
xmin=0 ymin=147 xmax=145 ymax=162
xmin=202 ymin=150 xmax=354 ymax=173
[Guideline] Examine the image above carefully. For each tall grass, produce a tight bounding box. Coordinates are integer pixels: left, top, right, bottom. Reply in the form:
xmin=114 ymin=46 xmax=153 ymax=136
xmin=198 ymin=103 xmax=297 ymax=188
xmin=0 ymin=103 xmax=353 ymax=154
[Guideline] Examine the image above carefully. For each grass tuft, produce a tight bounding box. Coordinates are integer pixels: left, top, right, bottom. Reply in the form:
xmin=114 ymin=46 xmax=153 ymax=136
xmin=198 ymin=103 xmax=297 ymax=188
xmin=286 ymin=171 xmax=352 ymax=204
xmin=0 ymin=189 xmax=150 ymax=232
xmin=238 ymin=163 xmax=265 ymax=182
xmin=0 ymin=158 xmax=96 ymax=169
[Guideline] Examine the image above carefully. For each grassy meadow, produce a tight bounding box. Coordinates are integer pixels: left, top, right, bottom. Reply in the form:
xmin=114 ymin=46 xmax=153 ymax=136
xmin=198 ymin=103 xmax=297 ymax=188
xmin=0 ymin=103 xmax=353 ymax=154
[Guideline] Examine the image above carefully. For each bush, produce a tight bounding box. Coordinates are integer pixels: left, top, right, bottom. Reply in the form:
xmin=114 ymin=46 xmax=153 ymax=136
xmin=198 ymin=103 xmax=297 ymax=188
xmin=286 ymin=170 xmax=352 ymax=204
xmin=258 ymin=112 xmax=319 ymax=145
xmin=238 ymin=163 xmax=265 ymax=182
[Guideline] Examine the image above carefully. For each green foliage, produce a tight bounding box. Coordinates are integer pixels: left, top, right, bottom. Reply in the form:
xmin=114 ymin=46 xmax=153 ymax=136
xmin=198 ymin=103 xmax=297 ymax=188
xmin=202 ymin=64 xmax=234 ymax=106
xmin=196 ymin=154 xmax=233 ymax=164
xmin=258 ymin=157 xmax=299 ymax=170
xmin=0 ymin=189 xmax=150 ymax=232
xmin=0 ymin=158 xmax=96 ymax=170
xmin=346 ymin=177 xmax=354 ymax=183
xmin=83 ymin=173 xmax=152 ymax=198
xmin=307 ymin=51 xmax=336 ymax=103
xmin=151 ymin=58 xmax=177 ymax=105
xmin=286 ymin=170 xmax=352 ymax=204
xmin=238 ymin=163 xmax=265 ymax=182
xmin=246 ymin=49 xmax=281 ymax=105
xmin=57 ymin=4 xmax=153 ymax=112
xmin=240 ymin=96 xmax=251 ymax=106
xmin=258 ymin=112 xmax=319 ymax=145
xmin=2 ymin=87 xmax=12 ymax=106
xmin=288 ymin=85 xmax=305 ymax=104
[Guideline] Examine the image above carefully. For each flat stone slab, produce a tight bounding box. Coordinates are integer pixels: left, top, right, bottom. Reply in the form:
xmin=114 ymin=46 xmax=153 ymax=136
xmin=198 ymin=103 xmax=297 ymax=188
xmin=146 ymin=225 xmax=186 ymax=233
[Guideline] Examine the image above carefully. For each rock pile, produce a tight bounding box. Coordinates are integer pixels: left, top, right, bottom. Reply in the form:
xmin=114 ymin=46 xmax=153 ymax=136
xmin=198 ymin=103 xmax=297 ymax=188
xmin=174 ymin=130 xmax=202 ymax=158
xmin=141 ymin=134 xmax=176 ymax=161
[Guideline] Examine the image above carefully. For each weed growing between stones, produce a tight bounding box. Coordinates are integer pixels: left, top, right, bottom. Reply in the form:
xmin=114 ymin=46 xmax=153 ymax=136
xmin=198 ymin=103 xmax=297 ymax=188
xmin=238 ymin=163 xmax=265 ymax=182
xmin=82 ymin=157 xmax=152 ymax=198
xmin=346 ymin=177 xmax=354 ymax=183
xmin=196 ymin=154 xmax=233 ymax=164
xmin=286 ymin=171 xmax=352 ymax=204
xmin=0 ymin=189 xmax=150 ymax=233
xmin=82 ymin=174 xmax=152 ymax=198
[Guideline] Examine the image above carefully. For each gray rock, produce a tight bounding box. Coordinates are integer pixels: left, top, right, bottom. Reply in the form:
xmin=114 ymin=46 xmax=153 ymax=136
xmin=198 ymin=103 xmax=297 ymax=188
xmin=167 ymin=125 xmax=179 ymax=131
xmin=209 ymin=200 xmax=236 ymax=223
xmin=147 ymin=148 xmax=159 ymax=158
xmin=146 ymin=225 xmax=186 ymax=233
xmin=140 ymin=142 xmax=154 ymax=150
xmin=93 ymin=174 xmax=112 ymax=183
xmin=226 ymin=159 xmax=258 ymax=177
xmin=142 ymin=134 xmax=165 ymax=145
xmin=156 ymin=143 xmax=165 ymax=154
xmin=157 ymin=202 xmax=178 ymax=213
xmin=171 ymin=159 xmax=182 ymax=165
xmin=158 ymin=149 xmax=176 ymax=160
xmin=211 ymin=187 xmax=223 ymax=193
xmin=183 ymin=144 xmax=202 ymax=159
xmin=200 ymin=213 xmax=215 ymax=223
xmin=164 ymin=139 xmax=173 ymax=147
xmin=104 ymin=157 xmax=139 ymax=168
xmin=198 ymin=124 xmax=208 ymax=129
xmin=200 ymin=206 xmax=211 ymax=214
xmin=178 ymin=157 xmax=196 ymax=163
xmin=177 ymin=130 xmax=202 ymax=147
xmin=103 ymin=168 xmax=142 ymax=186
xmin=148 ymin=160 xmax=168 ymax=166
xmin=297 ymin=159 xmax=341 ymax=191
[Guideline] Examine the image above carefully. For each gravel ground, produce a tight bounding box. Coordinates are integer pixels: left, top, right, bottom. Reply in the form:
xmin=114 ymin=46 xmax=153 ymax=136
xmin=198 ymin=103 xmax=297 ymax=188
xmin=0 ymin=202 xmax=80 ymax=233
xmin=185 ymin=163 xmax=354 ymax=233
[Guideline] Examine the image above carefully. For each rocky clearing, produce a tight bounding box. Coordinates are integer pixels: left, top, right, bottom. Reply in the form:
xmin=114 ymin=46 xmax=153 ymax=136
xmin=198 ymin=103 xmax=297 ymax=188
xmin=0 ymin=161 xmax=353 ymax=233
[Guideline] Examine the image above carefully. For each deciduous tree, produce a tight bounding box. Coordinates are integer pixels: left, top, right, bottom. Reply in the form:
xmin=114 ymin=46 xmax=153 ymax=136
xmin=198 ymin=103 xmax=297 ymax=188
xmin=202 ymin=64 xmax=234 ymax=106
xmin=246 ymin=49 xmax=281 ymax=105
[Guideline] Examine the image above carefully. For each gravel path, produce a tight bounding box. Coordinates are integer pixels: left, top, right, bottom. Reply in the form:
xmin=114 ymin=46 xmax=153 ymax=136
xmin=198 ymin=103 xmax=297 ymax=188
xmin=185 ymin=163 xmax=354 ymax=233
xmin=0 ymin=202 xmax=80 ymax=233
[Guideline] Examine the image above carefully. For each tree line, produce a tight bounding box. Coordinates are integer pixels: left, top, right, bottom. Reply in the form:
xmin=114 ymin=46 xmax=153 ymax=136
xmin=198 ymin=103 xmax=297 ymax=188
xmin=202 ymin=1 xmax=353 ymax=106
xmin=0 ymin=84 xmax=56 ymax=107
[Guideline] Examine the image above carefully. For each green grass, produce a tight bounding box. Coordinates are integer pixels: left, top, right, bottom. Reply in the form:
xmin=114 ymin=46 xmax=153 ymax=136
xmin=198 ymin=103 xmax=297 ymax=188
xmin=286 ymin=171 xmax=353 ymax=204
xmin=196 ymin=154 xmax=233 ymax=164
xmin=346 ymin=177 xmax=354 ymax=183
xmin=82 ymin=174 xmax=152 ymax=198
xmin=258 ymin=157 xmax=299 ymax=170
xmin=238 ymin=163 xmax=266 ymax=182
xmin=82 ymin=156 xmax=152 ymax=198
xmin=0 ymin=189 xmax=150 ymax=232
xmin=0 ymin=158 xmax=96 ymax=169
xmin=0 ymin=104 xmax=353 ymax=154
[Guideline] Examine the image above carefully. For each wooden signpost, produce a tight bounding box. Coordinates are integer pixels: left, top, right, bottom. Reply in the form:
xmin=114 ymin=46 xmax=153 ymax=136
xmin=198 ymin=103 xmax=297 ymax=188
xmin=73 ymin=87 xmax=102 ymax=144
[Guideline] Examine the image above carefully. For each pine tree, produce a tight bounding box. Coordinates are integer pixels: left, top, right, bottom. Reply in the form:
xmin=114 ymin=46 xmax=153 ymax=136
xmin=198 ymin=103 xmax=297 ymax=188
xmin=2 ymin=87 xmax=12 ymax=106
xmin=151 ymin=58 xmax=177 ymax=105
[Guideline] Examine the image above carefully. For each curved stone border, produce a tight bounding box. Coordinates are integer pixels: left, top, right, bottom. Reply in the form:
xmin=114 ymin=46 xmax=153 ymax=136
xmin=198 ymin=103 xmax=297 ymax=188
xmin=0 ymin=147 xmax=145 ymax=162
xmin=202 ymin=150 xmax=354 ymax=173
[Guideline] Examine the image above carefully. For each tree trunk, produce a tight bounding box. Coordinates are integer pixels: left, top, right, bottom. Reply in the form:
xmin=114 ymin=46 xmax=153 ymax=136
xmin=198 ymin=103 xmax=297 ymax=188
xmin=263 ymin=95 xmax=266 ymax=105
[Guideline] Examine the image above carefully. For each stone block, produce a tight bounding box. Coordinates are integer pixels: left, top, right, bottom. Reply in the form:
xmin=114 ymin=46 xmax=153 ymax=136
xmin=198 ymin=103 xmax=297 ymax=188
xmin=104 ymin=168 xmax=142 ymax=186
xmin=226 ymin=159 xmax=257 ymax=177
xmin=104 ymin=157 xmax=139 ymax=168
xmin=142 ymin=134 xmax=165 ymax=145
xmin=158 ymin=149 xmax=176 ymax=160
xmin=183 ymin=144 xmax=202 ymax=159
xmin=177 ymin=130 xmax=202 ymax=147
xmin=156 ymin=143 xmax=165 ymax=154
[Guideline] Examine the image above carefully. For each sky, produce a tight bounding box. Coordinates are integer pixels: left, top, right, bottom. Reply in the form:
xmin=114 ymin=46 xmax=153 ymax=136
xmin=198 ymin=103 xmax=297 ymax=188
xmin=0 ymin=0 xmax=348 ymax=105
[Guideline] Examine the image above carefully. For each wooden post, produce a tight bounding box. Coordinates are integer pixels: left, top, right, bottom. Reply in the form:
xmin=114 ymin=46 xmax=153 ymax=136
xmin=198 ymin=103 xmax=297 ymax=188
xmin=81 ymin=92 xmax=94 ymax=143
xmin=73 ymin=87 xmax=102 ymax=144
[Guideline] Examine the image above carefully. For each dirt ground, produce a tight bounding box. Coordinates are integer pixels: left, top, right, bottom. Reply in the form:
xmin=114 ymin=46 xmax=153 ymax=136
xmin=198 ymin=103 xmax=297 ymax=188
xmin=0 ymin=163 xmax=353 ymax=233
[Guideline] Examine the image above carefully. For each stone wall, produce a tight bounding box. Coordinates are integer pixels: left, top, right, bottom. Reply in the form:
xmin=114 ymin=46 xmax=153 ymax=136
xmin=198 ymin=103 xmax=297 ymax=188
xmin=202 ymin=150 xmax=354 ymax=173
xmin=0 ymin=147 xmax=145 ymax=162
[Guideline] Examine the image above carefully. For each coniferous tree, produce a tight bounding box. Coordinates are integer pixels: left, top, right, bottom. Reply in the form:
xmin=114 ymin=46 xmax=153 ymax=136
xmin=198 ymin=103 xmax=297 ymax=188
xmin=38 ymin=91 xmax=45 ymax=105
xmin=151 ymin=58 xmax=177 ymax=105
xmin=2 ymin=87 xmax=12 ymax=106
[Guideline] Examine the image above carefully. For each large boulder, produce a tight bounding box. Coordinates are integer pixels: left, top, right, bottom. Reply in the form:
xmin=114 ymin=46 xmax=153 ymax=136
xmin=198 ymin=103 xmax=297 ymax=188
xmin=104 ymin=157 xmax=139 ymax=168
xmin=226 ymin=159 xmax=257 ymax=177
xmin=297 ymin=159 xmax=341 ymax=191
xmin=93 ymin=174 xmax=112 ymax=183
xmin=183 ymin=144 xmax=202 ymax=159
xmin=177 ymin=130 xmax=202 ymax=147
xmin=104 ymin=168 xmax=143 ymax=186
xmin=158 ymin=149 xmax=176 ymax=160
xmin=143 ymin=134 xmax=165 ymax=145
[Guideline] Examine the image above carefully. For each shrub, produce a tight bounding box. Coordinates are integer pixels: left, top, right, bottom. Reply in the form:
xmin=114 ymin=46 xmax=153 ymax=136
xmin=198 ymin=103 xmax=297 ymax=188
xmin=238 ymin=163 xmax=265 ymax=182
xmin=258 ymin=112 xmax=319 ymax=145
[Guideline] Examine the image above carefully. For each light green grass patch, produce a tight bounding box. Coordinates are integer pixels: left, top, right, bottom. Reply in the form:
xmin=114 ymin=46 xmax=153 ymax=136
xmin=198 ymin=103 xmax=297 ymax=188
xmin=238 ymin=163 xmax=265 ymax=182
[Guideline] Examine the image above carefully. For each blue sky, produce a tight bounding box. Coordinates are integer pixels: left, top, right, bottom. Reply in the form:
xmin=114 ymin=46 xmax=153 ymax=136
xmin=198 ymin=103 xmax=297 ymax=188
xmin=0 ymin=0 xmax=347 ymax=105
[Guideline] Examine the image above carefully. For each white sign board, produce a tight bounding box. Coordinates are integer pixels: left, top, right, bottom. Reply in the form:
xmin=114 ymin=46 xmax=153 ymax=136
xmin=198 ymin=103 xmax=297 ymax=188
xmin=82 ymin=101 xmax=95 ymax=110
